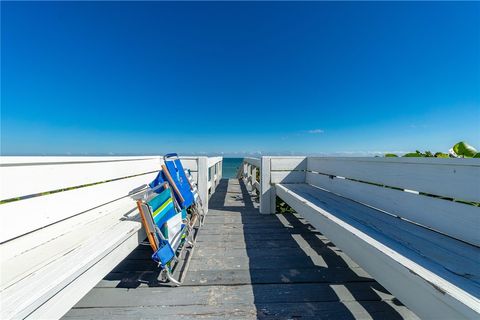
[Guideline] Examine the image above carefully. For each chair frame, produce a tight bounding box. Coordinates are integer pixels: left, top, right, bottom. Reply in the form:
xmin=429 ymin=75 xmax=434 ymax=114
xmin=133 ymin=181 xmax=197 ymax=286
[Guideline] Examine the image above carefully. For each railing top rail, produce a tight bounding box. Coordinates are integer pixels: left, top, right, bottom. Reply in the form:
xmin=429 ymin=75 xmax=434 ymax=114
xmin=243 ymin=157 xmax=260 ymax=167
xmin=0 ymin=156 xmax=224 ymax=166
xmin=262 ymin=156 xmax=306 ymax=159
xmin=306 ymin=157 xmax=479 ymax=202
xmin=207 ymin=157 xmax=223 ymax=167
xmin=0 ymin=156 xmax=223 ymax=200
xmin=0 ymin=156 xmax=160 ymax=166
xmin=306 ymin=156 xmax=480 ymax=166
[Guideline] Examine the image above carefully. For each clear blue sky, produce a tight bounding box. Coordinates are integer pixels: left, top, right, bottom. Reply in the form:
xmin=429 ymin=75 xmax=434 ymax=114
xmin=2 ymin=1 xmax=479 ymax=156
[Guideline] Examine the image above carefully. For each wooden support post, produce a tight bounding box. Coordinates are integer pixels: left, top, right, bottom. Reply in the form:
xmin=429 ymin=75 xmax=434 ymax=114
xmin=260 ymin=156 xmax=275 ymax=214
xmin=197 ymin=157 xmax=209 ymax=213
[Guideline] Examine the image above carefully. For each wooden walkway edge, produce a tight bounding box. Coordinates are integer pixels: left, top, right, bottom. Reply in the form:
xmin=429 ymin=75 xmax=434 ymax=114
xmin=63 ymin=179 xmax=418 ymax=319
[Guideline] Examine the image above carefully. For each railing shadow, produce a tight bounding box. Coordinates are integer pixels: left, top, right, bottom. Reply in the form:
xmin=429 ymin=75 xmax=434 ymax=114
xmin=233 ymin=179 xmax=407 ymax=319
xmin=102 ymin=178 xmax=409 ymax=319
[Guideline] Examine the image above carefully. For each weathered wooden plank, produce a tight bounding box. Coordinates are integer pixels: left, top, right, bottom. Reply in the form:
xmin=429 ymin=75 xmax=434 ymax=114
xmin=0 ymin=157 xmax=162 ymax=200
xmin=283 ymin=185 xmax=480 ymax=284
xmin=271 ymin=171 xmax=306 ymax=184
xmin=270 ymin=157 xmax=307 ymax=171
xmin=201 ymin=219 xmax=286 ymax=227
xmin=128 ymin=245 xmax=339 ymax=260
xmin=0 ymin=197 xmax=133 ymax=264
xmin=1 ymin=154 xmax=199 ymax=194
xmin=276 ymin=183 xmax=480 ymax=319
xmin=0 ymin=209 xmax=143 ymax=319
xmin=1 ymin=198 xmax=137 ymax=289
xmin=27 ymin=228 xmax=145 ymax=320
xmin=244 ymin=157 xmax=261 ymax=168
xmin=196 ymin=232 xmax=324 ymax=242
xmin=113 ymin=245 xmax=361 ymax=272
xmin=190 ymin=251 xmax=359 ymax=270
xmin=307 ymin=157 xmax=480 ymax=202
xmin=123 ymin=247 xmax=356 ymax=267
xmin=202 ymin=219 xmax=290 ymax=227
xmin=0 ymin=172 xmax=157 ymax=243
xmin=199 ymin=213 xmax=305 ymax=225
xmin=111 ymin=254 xmax=353 ymax=273
xmin=306 ymin=172 xmax=480 ymax=246
xmin=73 ymin=282 xmax=395 ymax=308
xmin=99 ymin=266 xmax=372 ymax=288
xmin=0 ymin=156 xmax=156 ymax=165
xmin=194 ymin=239 xmax=328 ymax=249
xmin=64 ymin=300 xmax=418 ymax=320
xmin=199 ymin=226 xmax=319 ymax=235
xmin=207 ymin=156 xmax=223 ymax=168
xmin=178 ymin=157 xmax=198 ymax=172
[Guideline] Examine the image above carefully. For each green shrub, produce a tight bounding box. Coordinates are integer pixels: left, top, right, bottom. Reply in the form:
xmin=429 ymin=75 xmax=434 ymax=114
xmin=384 ymin=141 xmax=478 ymax=158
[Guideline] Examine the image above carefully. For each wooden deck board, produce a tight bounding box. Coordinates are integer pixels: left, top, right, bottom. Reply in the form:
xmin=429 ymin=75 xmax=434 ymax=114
xmin=63 ymin=179 xmax=418 ymax=319
xmin=63 ymin=301 xmax=416 ymax=320
xmin=98 ymin=267 xmax=372 ymax=287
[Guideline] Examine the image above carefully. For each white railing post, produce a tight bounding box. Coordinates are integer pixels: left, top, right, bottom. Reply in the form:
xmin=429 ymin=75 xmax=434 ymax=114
xmin=197 ymin=157 xmax=209 ymax=213
xmin=209 ymin=165 xmax=214 ymax=195
xmin=243 ymin=162 xmax=247 ymax=182
xmin=250 ymin=164 xmax=253 ymax=186
xmin=260 ymin=156 xmax=275 ymax=214
xmin=218 ymin=160 xmax=222 ymax=180
xmin=252 ymin=166 xmax=257 ymax=193
xmin=213 ymin=163 xmax=217 ymax=190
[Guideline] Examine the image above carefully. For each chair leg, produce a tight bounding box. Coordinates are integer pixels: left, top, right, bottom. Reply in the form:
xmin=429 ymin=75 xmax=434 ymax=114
xmin=158 ymin=269 xmax=168 ymax=282
xmin=157 ymin=266 xmax=182 ymax=286
xmin=166 ymin=270 xmax=182 ymax=287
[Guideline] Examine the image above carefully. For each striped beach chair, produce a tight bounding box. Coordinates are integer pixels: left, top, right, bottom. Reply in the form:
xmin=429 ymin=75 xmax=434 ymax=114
xmin=133 ymin=179 xmax=191 ymax=286
xmin=161 ymin=153 xmax=207 ymax=225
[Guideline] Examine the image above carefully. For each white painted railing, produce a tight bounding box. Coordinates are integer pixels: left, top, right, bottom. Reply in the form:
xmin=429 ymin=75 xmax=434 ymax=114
xmin=237 ymin=157 xmax=260 ymax=193
xmin=207 ymin=156 xmax=223 ymax=196
xmin=238 ymin=156 xmax=307 ymax=212
xmin=257 ymin=156 xmax=480 ymax=215
xmin=256 ymin=155 xmax=480 ymax=319
xmin=0 ymin=155 xmax=222 ymax=320
xmin=181 ymin=156 xmax=223 ymax=210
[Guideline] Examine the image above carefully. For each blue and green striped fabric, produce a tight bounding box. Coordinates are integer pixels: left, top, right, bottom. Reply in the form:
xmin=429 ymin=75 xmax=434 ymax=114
xmin=148 ymin=188 xmax=177 ymax=229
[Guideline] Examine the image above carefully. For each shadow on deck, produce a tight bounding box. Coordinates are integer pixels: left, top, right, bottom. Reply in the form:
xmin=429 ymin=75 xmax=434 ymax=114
xmin=63 ymin=179 xmax=418 ymax=319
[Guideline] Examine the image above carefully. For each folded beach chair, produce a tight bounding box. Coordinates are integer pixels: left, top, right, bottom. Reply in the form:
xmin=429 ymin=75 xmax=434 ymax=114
xmin=133 ymin=177 xmax=192 ymax=286
xmin=161 ymin=153 xmax=207 ymax=225
xmin=149 ymin=168 xmax=199 ymax=231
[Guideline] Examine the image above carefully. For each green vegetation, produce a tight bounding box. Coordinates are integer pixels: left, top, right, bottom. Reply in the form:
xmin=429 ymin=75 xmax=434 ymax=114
xmin=385 ymin=141 xmax=479 ymax=158
xmin=452 ymin=141 xmax=478 ymax=158
xmin=276 ymin=196 xmax=296 ymax=214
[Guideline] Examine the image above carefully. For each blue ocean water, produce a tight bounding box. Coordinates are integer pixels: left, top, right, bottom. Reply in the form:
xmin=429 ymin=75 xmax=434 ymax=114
xmin=222 ymin=158 xmax=243 ymax=179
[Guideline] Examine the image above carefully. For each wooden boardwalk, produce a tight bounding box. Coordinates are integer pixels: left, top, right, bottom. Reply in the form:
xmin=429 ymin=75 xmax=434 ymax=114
xmin=63 ymin=179 xmax=418 ymax=319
